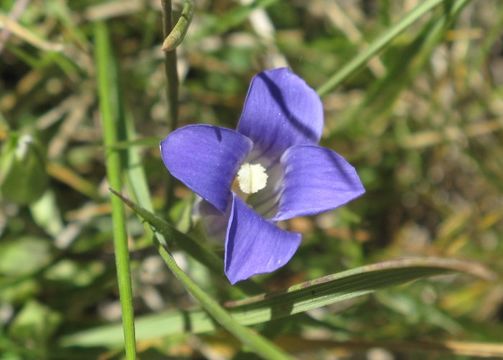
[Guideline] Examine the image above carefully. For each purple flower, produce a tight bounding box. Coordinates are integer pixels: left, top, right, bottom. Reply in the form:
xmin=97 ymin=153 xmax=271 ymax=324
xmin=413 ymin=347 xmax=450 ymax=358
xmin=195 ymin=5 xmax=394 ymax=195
xmin=160 ymin=68 xmax=365 ymax=284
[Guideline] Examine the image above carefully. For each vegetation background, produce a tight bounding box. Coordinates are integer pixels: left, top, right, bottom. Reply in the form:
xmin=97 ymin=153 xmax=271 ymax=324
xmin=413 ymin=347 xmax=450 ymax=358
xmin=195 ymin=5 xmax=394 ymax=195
xmin=1 ymin=0 xmax=502 ymax=358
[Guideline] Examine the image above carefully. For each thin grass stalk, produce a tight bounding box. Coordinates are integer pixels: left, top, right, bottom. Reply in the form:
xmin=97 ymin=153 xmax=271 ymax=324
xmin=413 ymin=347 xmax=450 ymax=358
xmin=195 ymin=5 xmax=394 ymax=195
xmin=94 ymin=22 xmax=136 ymax=359
xmin=161 ymin=0 xmax=179 ymax=208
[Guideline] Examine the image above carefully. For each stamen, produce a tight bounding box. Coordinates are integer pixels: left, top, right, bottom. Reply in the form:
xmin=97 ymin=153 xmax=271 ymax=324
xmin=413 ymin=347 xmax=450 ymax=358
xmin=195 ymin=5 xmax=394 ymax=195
xmin=237 ymin=162 xmax=268 ymax=194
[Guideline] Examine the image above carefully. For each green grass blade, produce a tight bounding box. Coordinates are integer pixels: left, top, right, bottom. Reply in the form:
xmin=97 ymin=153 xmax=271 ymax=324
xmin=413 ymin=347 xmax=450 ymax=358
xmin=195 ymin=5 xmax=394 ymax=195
xmin=121 ymin=91 xmax=156 ymax=244
xmin=156 ymin=244 xmax=294 ymax=359
xmin=316 ymin=0 xmax=461 ymax=96
xmin=124 ymin=112 xmax=154 ymax=212
xmin=94 ymin=22 xmax=136 ymax=359
xmin=161 ymin=0 xmax=179 ymax=208
xmin=61 ymin=257 xmax=493 ymax=347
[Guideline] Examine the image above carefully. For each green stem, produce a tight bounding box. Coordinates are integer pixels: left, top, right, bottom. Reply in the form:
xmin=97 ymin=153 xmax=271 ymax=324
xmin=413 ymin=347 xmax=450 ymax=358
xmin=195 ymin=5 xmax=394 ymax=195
xmin=94 ymin=22 xmax=136 ymax=359
xmin=161 ymin=0 xmax=179 ymax=208
xmin=316 ymin=0 xmax=449 ymax=96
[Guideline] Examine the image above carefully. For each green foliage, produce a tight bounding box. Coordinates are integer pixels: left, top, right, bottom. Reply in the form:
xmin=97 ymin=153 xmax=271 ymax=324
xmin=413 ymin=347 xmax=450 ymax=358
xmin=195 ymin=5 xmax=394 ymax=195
xmin=9 ymin=300 xmax=61 ymax=357
xmin=0 ymin=237 xmax=51 ymax=277
xmin=61 ymin=256 xmax=491 ymax=347
xmin=0 ymin=133 xmax=48 ymax=204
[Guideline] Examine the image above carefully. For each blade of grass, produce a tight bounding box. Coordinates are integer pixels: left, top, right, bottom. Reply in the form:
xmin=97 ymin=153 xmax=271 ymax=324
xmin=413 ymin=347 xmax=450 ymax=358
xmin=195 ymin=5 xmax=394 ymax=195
xmin=161 ymin=0 xmax=179 ymax=209
xmin=122 ymin=80 xmax=156 ymax=245
xmin=124 ymin=111 xmax=153 ymax=212
xmin=60 ymin=257 xmax=493 ymax=347
xmin=316 ymin=0 xmax=465 ymax=96
xmin=94 ymin=22 xmax=136 ymax=359
xmin=156 ymin=243 xmax=294 ymax=359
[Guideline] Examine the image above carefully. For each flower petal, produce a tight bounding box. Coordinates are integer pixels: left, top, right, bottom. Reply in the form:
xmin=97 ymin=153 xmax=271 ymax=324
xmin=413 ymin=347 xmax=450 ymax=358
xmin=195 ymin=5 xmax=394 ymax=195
xmin=273 ymin=145 xmax=365 ymax=221
xmin=225 ymin=194 xmax=301 ymax=284
xmin=160 ymin=125 xmax=252 ymax=212
xmin=237 ymin=68 xmax=323 ymax=161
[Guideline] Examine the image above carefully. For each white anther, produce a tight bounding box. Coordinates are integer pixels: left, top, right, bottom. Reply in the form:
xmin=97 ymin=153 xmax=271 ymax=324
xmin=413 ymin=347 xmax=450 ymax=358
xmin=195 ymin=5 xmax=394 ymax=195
xmin=237 ymin=163 xmax=268 ymax=194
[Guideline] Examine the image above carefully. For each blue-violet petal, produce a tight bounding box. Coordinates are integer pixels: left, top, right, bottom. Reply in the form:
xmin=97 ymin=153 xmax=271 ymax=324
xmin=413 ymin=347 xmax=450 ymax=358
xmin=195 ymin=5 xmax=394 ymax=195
xmin=160 ymin=125 xmax=252 ymax=212
xmin=225 ymin=194 xmax=301 ymax=284
xmin=237 ymin=68 xmax=323 ymax=161
xmin=273 ymin=145 xmax=365 ymax=221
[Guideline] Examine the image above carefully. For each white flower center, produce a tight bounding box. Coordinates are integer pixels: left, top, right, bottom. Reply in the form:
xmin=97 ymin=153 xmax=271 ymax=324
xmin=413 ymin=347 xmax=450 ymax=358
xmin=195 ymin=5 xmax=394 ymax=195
xmin=237 ymin=162 xmax=268 ymax=194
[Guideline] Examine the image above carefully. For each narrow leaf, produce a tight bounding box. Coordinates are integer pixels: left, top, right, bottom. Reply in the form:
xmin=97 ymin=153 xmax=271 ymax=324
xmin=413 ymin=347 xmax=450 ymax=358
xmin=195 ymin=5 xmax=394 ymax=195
xmin=61 ymin=257 xmax=492 ymax=347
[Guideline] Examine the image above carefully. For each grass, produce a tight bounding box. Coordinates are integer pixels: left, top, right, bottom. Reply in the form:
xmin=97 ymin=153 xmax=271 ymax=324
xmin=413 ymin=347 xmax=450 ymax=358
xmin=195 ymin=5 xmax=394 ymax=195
xmin=1 ymin=0 xmax=503 ymax=359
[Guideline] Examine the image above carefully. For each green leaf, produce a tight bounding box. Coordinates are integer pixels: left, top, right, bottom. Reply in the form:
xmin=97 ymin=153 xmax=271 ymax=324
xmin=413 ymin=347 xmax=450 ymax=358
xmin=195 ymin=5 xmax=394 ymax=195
xmin=119 ymin=108 xmax=151 ymax=211
xmin=9 ymin=300 xmax=61 ymax=354
xmin=0 ymin=133 xmax=48 ymax=205
xmin=30 ymin=190 xmax=64 ymax=238
xmin=0 ymin=237 xmax=52 ymax=277
xmin=60 ymin=257 xmax=492 ymax=347
xmin=124 ymin=91 xmax=154 ymax=221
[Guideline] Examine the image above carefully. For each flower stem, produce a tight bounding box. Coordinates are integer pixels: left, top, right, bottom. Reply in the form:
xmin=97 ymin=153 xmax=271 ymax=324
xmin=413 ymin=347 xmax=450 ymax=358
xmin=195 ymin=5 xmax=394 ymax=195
xmin=161 ymin=0 xmax=179 ymax=208
xmin=94 ymin=22 xmax=136 ymax=359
